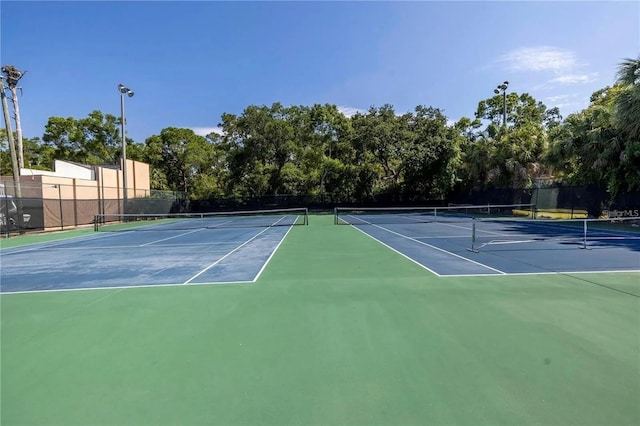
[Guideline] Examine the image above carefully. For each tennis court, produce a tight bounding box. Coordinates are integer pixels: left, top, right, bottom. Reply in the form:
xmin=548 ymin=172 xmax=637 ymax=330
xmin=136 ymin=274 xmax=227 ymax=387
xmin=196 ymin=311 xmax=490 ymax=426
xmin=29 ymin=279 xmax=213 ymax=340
xmin=1 ymin=208 xmax=307 ymax=293
xmin=335 ymin=205 xmax=640 ymax=277
xmin=1 ymin=209 xmax=638 ymax=425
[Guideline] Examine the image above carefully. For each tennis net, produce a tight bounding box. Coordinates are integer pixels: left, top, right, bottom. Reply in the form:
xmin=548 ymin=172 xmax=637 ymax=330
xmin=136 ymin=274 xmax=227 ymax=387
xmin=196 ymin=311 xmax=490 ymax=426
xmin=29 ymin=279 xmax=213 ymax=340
xmin=94 ymin=207 xmax=309 ymax=232
xmin=468 ymin=216 xmax=640 ymax=252
xmin=334 ymin=203 xmax=535 ymax=225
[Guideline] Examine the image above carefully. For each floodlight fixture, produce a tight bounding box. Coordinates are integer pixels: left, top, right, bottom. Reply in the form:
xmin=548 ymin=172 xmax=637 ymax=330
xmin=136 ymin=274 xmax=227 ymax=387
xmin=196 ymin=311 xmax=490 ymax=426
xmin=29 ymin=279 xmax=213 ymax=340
xmin=494 ymin=80 xmax=509 ymax=127
xmin=118 ymin=83 xmax=133 ymax=97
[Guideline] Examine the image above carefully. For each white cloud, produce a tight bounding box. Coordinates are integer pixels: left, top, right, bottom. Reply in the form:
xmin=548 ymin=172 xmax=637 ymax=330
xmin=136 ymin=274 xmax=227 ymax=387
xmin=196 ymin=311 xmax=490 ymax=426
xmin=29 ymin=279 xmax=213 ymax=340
xmin=544 ymin=95 xmax=570 ymax=103
xmin=549 ymin=73 xmax=598 ymax=84
xmin=337 ymin=106 xmax=365 ymax=117
xmin=541 ymin=92 xmax=590 ymax=115
xmin=495 ymin=47 xmax=598 ymax=106
xmin=530 ymin=82 xmax=553 ymax=91
xmin=499 ymin=46 xmax=577 ymax=72
xmin=191 ymin=126 xmax=224 ymax=136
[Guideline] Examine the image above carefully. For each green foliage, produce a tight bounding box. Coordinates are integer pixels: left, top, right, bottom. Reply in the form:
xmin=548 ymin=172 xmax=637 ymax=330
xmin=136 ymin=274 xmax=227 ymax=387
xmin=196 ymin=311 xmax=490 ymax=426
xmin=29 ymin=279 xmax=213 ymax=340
xmin=339 ymin=104 xmax=462 ymax=200
xmin=42 ymin=111 xmax=125 ymax=165
xmin=219 ymin=103 xmax=356 ymax=198
xmin=12 ymin=56 xmax=637 ymax=201
xmin=144 ymin=127 xmax=221 ymax=198
xmin=547 ymin=79 xmax=640 ymax=194
xmin=461 ymin=93 xmax=557 ymax=190
xmin=615 ymin=57 xmax=640 ymax=140
xmin=1 ymin=130 xmax=54 ymax=174
xmin=612 ymin=57 xmax=640 ymax=190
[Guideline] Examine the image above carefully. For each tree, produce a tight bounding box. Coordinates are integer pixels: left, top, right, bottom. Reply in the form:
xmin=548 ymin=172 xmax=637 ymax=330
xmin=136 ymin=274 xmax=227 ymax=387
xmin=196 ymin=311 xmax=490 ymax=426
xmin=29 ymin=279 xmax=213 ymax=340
xmin=22 ymin=137 xmax=55 ymax=170
xmin=42 ymin=110 xmax=127 ymax=165
xmin=144 ymin=127 xmax=221 ymax=197
xmin=0 ymin=129 xmax=12 ymax=176
xmin=462 ymin=93 xmax=558 ymax=189
xmin=614 ymin=56 xmax=640 ymax=140
xmin=399 ymin=106 xmax=462 ymax=199
xmin=220 ymin=103 xmax=302 ymax=197
xmin=350 ymin=105 xmax=405 ymax=197
xmin=304 ymin=104 xmax=354 ymax=198
xmin=1 ymin=130 xmax=53 ymax=174
xmin=612 ymin=57 xmax=640 ymax=190
xmin=547 ymin=87 xmax=624 ymax=191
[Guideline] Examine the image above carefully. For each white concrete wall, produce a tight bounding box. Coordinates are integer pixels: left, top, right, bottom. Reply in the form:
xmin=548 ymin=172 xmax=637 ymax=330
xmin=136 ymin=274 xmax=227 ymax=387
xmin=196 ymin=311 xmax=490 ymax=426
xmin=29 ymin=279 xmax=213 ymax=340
xmin=20 ymin=168 xmax=60 ymax=177
xmin=21 ymin=160 xmax=95 ymax=180
xmin=53 ymin=160 xmax=95 ymax=180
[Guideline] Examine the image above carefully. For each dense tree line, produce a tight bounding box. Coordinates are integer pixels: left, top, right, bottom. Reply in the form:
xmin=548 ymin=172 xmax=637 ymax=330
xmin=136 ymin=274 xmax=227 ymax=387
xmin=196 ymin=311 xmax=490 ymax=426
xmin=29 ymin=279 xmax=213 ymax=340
xmin=2 ymin=57 xmax=638 ymax=201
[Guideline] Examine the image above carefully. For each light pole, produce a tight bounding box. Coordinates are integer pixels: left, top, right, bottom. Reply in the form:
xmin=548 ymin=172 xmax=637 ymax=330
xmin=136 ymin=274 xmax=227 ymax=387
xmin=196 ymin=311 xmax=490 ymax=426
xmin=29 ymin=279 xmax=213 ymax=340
xmin=118 ymin=83 xmax=134 ymax=213
xmin=0 ymin=74 xmax=24 ymax=233
xmin=494 ymin=81 xmax=509 ymax=127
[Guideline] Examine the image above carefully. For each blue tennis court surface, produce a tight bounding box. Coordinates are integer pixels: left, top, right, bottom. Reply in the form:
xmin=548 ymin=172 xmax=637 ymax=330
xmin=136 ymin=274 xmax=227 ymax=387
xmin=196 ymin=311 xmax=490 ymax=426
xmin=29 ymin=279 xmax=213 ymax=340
xmin=3 ymin=210 xmax=639 ymax=293
xmin=347 ymin=218 xmax=640 ymax=276
xmin=0 ymin=225 xmax=293 ymax=294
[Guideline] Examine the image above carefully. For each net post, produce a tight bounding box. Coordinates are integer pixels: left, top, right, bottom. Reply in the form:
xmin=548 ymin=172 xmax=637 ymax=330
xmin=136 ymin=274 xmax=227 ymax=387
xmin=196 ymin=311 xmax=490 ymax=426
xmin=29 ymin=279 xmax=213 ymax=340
xmin=467 ymin=218 xmax=479 ymax=253
xmin=434 ymin=208 xmax=437 ymax=223
xmin=582 ymin=219 xmax=588 ymax=249
xmin=334 ymin=207 xmax=337 ymax=225
xmin=305 ymin=207 xmax=309 ymax=225
xmin=93 ymin=215 xmax=98 ymax=232
xmin=472 ymin=219 xmax=476 ymax=251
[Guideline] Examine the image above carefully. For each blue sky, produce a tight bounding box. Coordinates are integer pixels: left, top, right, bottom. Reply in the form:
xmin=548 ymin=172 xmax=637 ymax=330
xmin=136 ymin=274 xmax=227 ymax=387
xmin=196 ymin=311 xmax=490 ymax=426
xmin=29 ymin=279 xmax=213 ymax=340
xmin=1 ymin=1 xmax=638 ymax=143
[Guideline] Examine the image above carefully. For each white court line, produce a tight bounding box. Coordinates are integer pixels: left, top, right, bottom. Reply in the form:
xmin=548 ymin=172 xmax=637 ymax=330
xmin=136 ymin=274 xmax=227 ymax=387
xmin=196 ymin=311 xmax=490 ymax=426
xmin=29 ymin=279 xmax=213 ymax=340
xmin=437 ymin=222 xmax=473 ymax=231
xmin=440 ymin=269 xmax=640 ymax=278
xmin=182 ymin=216 xmax=289 ymax=285
xmin=0 ymin=231 xmax=130 ymax=255
xmin=348 ymin=215 xmax=506 ymax=274
xmin=20 ymin=241 xmax=241 ymax=250
xmin=251 ymin=223 xmax=295 ymax=282
xmin=0 ymin=241 xmax=242 ymax=254
xmin=0 ymin=280 xmax=254 ymax=295
xmin=434 ymin=221 xmax=531 ymax=238
xmin=412 ymin=235 xmax=470 ymax=239
xmin=140 ymin=228 xmax=203 ymax=246
xmin=2 ymin=239 xmax=238 ymax=253
xmin=349 ymin=224 xmax=442 ymax=277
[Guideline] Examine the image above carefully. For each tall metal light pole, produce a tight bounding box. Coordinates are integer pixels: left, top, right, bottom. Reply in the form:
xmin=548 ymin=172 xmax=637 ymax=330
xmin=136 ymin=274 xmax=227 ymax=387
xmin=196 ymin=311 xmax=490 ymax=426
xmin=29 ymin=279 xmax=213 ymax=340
xmin=1 ymin=74 xmax=24 ymax=233
xmin=118 ymin=83 xmax=134 ymax=212
xmin=494 ymin=81 xmax=509 ymax=127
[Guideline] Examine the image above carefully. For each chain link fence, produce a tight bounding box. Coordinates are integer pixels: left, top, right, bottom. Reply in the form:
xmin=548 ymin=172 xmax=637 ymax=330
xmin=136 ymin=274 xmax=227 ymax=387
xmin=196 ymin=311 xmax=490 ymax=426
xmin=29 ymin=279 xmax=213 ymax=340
xmin=1 ymin=180 xmax=187 ymax=237
xmin=2 ymin=179 xmax=638 ymax=237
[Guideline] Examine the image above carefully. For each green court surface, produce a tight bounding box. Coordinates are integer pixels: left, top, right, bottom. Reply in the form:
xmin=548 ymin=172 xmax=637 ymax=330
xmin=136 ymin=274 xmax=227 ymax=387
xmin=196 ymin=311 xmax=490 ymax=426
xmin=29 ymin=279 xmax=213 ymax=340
xmin=1 ymin=215 xmax=639 ymax=425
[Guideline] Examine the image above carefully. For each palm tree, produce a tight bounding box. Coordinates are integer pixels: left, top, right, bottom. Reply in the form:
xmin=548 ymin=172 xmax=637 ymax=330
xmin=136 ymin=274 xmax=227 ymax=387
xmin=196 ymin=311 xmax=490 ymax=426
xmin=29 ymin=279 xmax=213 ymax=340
xmin=614 ymin=57 xmax=640 ymax=140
